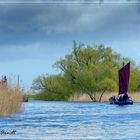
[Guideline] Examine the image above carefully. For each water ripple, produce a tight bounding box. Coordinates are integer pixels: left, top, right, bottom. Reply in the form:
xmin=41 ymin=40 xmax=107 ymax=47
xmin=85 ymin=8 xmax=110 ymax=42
xmin=0 ymin=101 xmax=140 ymax=139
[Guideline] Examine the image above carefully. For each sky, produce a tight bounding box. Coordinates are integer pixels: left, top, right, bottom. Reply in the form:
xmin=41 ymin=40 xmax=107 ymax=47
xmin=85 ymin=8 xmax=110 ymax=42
xmin=0 ymin=0 xmax=140 ymax=90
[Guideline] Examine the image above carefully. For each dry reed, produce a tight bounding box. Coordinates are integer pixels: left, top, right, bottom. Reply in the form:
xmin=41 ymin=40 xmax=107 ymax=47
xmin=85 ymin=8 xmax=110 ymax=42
xmin=68 ymin=92 xmax=140 ymax=102
xmin=0 ymin=82 xmax=24 ymax=117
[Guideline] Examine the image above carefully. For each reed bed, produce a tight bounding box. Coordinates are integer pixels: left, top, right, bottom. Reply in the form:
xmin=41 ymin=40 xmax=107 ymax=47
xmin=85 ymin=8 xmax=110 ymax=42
xmin=69 ymin=92 xmax=140 ymax=102
xmin=0 ymin=83 xmax=24 ymax=117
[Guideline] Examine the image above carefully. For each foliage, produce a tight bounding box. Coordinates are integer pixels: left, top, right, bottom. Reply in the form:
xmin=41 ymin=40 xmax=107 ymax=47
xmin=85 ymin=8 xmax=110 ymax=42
xmin=129 ymin=67 xmax=140 ymax=92
xmin=32 ymin=41 xmax=140 ymax=101
xmin=32 ymin=74 xmax=73 ymax=101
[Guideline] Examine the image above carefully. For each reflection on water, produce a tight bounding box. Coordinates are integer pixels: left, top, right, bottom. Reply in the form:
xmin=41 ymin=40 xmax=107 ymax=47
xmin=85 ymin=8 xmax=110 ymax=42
xmin=0 ymin=100 xmax=140 ymax=140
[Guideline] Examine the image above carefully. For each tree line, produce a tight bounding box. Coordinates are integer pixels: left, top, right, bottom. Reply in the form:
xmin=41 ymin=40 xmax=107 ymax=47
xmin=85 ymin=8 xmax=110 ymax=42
xmin=32 ymin=41 xmax=140 ymax=101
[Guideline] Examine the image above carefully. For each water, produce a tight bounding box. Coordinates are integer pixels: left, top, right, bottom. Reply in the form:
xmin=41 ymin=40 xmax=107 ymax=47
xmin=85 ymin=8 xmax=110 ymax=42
xmin=1 ymin=100 xmax=140 ymax=140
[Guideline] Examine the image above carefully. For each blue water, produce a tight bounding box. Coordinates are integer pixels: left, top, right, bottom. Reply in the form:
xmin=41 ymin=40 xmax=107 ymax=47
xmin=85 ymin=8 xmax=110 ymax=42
xmin=1 ymin=101 xmax=140 ymax=140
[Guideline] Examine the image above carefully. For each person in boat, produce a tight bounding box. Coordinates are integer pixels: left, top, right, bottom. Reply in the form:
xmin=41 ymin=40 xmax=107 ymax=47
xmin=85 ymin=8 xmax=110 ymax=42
xmin=0 ymin=76 xmax=7 ymax=87
xmin=2 ymin=76 xmax=7 ymax=86
xmin=118 ymin=93 xmax=128 ymax=102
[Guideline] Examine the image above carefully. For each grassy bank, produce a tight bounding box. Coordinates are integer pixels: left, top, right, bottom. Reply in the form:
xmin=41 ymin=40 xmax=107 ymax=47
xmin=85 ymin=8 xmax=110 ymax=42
xmin=0 ymin=84 xmax=23 ymax=117
xmin=27 ymin=94 xmax=37 ymax=100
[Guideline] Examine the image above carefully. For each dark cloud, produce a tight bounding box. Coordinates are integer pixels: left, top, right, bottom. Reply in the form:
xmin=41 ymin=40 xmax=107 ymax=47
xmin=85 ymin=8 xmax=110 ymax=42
xmin=0 ymin=2 xmax=140 ymax=49
xmin=0 ymin=4 xmax=81 ymax=45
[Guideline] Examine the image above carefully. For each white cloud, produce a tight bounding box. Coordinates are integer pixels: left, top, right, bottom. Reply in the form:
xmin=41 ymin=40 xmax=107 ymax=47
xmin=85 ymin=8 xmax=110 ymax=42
xmin=0 ymin=42 xmax=48 ymax=61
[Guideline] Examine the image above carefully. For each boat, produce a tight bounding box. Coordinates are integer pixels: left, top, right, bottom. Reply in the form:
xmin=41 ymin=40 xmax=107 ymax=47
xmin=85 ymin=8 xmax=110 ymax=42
xmin=109 ymin=62 xmax=133 ymax=105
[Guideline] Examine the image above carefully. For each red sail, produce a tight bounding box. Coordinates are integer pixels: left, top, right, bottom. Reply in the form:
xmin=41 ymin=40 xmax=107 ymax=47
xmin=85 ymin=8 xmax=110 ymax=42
xmin=119 ymin=62 xmax=130 ymax=95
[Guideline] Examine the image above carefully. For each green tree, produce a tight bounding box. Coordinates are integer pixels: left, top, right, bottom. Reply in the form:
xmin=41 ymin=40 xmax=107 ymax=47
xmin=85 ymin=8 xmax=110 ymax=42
xmin=32 ymin=74 xmax=73 ymax=100
xmin=55 ymin=42 xmax=121 ymax=101
xmin=32 ymin=41 xmax=140 ymax=101
xmin=129 ymin=67 xmax=140 ymax=92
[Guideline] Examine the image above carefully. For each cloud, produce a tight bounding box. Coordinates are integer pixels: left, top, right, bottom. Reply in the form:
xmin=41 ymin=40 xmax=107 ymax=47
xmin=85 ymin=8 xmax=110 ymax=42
xmin=0 ymin=2 xmax=140 ymax=61
xmin=0 ymin=40 xmax=73 ymax=62
xmin=0 ymin=2 xmax=139 ymax=38
xmin=0 ymin=42 xmax=48 ymax=61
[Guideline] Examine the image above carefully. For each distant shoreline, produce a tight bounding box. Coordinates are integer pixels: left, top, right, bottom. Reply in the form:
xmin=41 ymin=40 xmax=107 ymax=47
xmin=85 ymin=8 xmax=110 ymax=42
xmin=68 ymin=93 xmax=140 ymax=102
xmin=28 ymin=92 xmax=140 ymax=102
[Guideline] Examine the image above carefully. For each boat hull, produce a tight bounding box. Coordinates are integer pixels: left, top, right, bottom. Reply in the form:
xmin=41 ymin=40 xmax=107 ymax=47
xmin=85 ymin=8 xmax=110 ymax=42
xmin=109 ymin=96 xmax=133 ymax=105
xmin=114 ymin=100 xmax=133 ymax=105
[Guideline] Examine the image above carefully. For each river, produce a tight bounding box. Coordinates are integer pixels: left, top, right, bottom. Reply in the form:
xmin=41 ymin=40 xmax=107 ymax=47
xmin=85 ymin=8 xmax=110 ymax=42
xmin=0 ymin=100 xmax=140 ymax=140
